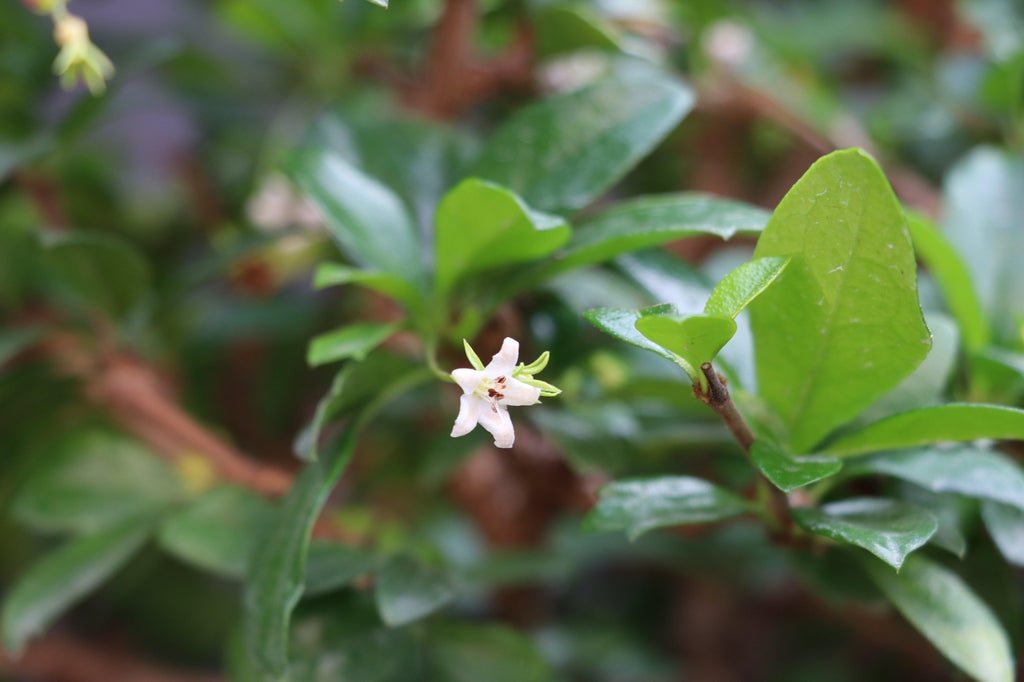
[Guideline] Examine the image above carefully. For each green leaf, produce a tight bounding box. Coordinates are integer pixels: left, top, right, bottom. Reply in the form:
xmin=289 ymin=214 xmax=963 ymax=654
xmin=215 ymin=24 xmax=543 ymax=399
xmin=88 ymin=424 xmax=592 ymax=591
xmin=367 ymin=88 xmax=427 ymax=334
xmin=748 ymin=149 xmax=931 ymax=453
xmin=584 ymin=304 xmax=680 ymax=363
xmin=434 ymin=179 xmax=570 ymax=295
xmin=750 ymin=440 xmax=842 ymax=492
xmin=0 ymin=326 xmax=44 ymax=370
xmin=824 ymin=404 xmax=1024 ymax=457
xmin=704 ymin=256 xmax=790 ymax=318
xmin=865 ymin=555 xmax=1015 ymax=682
xmin=846 ymin=445 xmax=1024 ymax=510
xmin=583 ymin=476 xmax=750 ymax=540
xmin=981 ymin=501 xmax=1024 ymax=567
xmin=374 ymin=556 xmax=454 ymax=627
xmin=2 ymin=516 xmax=152 ymax=653
xmin=522 ymin=193 xmax=767 ymax=287
xmin=303 ymin=543 xmax=377 ymax=598
xmin=793 ymin=498 xmax=936 ymax=569
xmin=157 ymin=485 xmax=273 ymax=579
xmin=430 ymin=622 xmax=553 ymax=682
xmin=288 ymin=149 xmax=424 ymax=284
xmin=634 ymin=313 xmax=737 ymax=380
xmin=905 ymin=211 xmax=989 ymax=351
xmin=13 ymin=431 xmax=182 ymax=534
xmin=941 ymin=146 xmax=1024 ymax=343
xmin=307 ymin=322 xmax=401 ymax=367
xmin=535 ymin=4 xmax=621 ymax=57
xmin=899 ymin=486 xmax=970 ymax=558
xmin=472 ymin=60 xmax=694 ymax=214
xmin=313 ymin=263 xmax=421 ymax=308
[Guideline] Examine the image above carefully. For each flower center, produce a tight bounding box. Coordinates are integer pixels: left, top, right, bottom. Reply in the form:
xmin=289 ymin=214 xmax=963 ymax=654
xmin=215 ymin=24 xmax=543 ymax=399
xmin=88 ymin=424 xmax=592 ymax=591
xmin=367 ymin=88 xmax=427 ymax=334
xmin=476 ymin=375 xmax=507 ymax=404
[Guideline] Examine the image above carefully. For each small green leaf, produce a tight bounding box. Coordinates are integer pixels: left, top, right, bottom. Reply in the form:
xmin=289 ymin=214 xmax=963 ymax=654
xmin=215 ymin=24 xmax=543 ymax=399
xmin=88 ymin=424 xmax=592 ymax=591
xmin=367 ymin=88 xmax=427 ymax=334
xmin=905 ymin=211 xmax=989 ymax=351
xmin=374 ymin=556 xmax=454 ymax=627
xmin=750 ymin=441 xmax=842 ymax=492
xmin=307 ymin=322 xmax=401 ymax=367
xmin=981 ymin=501 xmax=1024 ymax=567
xmin=865 ymin=555 xmax=1015 ymax=682
xmin=824 ymin=404 xmax=1024 ymax=457
xmin=157 ymin=485 xmax=273 ymax=579
xmin=749 ymin=149 xmax=931 ymax=453
xmin=634 ymin=313 xmax=737 ymax=380
xmin=312 ymin=263 xmax=421 ymax=308
xmin=793 ymin=498 xmax=937 ymax=569
xmin=584 ymin=304 xmax=681 ymax=364
xmin=430 ymin=622 xmax=553 ymax=682
xmin=472 ymin=60 xmax=694 ymax=214
xmin=434 ymin=179 xmax=570 ymax=295
xmin=847 ymin=445 xmax=1024 ymax=511
xmin=2 ymin=516 xmax=152 ymax=653
xmin=583 ymin=476 xmax=750 ymax=540
xmin=288 ymin=149 xmax=424 ymax=284
xmin=704 ymin=256 xmax=790 ymax=318
xmin=13 ymin=431 xmax=182 ymax=534
xmin=303 ymin=543 xmax=377 ymax=598
xmin=462 ymin=339 xmax=485 ymax=371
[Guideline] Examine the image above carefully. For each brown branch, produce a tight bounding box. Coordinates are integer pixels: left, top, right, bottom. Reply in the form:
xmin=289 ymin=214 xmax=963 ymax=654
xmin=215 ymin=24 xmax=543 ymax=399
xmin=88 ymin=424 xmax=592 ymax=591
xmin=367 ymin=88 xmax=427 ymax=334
xmin=0 ymin=632 xmax=224 ymax=682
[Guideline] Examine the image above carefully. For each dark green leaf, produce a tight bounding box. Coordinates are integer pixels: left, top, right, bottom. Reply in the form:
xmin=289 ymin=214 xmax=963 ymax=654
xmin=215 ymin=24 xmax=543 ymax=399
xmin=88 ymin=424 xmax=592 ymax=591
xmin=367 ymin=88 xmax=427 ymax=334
xmin=704 ymin=256 xmax=790 ymax=318
xmin=793 ymin=498 xmax=936 ymax=569
xmin=472 ymin=60 xmax=694 ymax=214
xmin=307 ymin=322 xmax=401 ymax=367
xmin=2 ymin=516 xmax=152 ymax=653
xmin=749 ymin=149 xmax=931 ymax=453
xmin=750 ymin=441 xmax=842 ymax=492
xmin=430 ymin=622 xmax=553 ymax=682
xmin=981 ymin=501 xmax=1024 ymax=567
xmin=865 ymin=555 xmax=1015 ymax=682
xmin=584 ymin=476 xmax=750 ymax=539
xmin=374 ymin=556 xmax=454 ymax=627
xmin=313 ymin=263 xmax=421 ymax=308
xmin=157 ymin=485 xmax=273 ymax=579
xmin=824 ymin=404 xmax=1024 ymax=457
xmin=303 ymin=543 xmax=377 ymax=598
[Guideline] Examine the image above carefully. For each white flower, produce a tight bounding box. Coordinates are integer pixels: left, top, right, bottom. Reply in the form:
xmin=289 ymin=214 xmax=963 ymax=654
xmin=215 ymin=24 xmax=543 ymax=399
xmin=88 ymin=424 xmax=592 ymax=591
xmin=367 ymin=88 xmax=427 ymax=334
xmin=450 ymin=337 xmax=542 ymax=449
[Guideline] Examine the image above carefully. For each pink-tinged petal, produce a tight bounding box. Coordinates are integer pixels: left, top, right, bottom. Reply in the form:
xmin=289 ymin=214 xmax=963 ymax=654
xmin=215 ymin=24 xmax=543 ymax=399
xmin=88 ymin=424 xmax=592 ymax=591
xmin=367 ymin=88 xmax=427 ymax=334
xmin=450 ymin=394 xmax=481 ymax=438
xmin=451 ymin=368 xmax=485 ymax=394
xmin=477 ymin=402 xmax=515 ymax=448
xmin=485 ymin=337 xmax=519 ymax=377
xmin=499 ymin=377 xmax=541 ymax=406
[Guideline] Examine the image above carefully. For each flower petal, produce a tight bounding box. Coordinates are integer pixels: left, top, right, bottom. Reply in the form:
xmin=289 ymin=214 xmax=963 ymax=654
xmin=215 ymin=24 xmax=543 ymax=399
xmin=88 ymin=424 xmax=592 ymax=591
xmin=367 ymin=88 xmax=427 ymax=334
xmin=499 ymin=377 xmax=541 ymax=406
xmin=485 ymin=337 xmax=519 ymax=378
xmin=450 ymin=394 xmax=481 ymax=438
xmin=451 ymin=367 xmax=485 ymax=395
xmin=477 ymin=402 xmax=515 ymax=448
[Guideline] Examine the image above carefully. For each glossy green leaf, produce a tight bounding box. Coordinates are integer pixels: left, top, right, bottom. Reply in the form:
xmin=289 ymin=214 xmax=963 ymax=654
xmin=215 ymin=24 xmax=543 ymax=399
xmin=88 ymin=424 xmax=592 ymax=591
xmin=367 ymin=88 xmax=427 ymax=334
xmin=749 ymin=149 xmax=931 ymax=453
xmin=583 ymin=476 xmax=750 ymax=540
xmin=13 ymin=431 xmax=182 ymax=534
xmin=288 ymin=148 xmax=424 ymax=284
xmin=846 ymin=445 xmax=1024 ymax=510
xmin=899 ymin=486 xmax=970 ymax=558
xmin=941 ymin=146 xmax=1024 ymax=343
xmin=634 ymin=313 xmax=737 ymax=381
xmin=2 ymin=516 xmax=152 ymax=653
xmin=905 ymin=211 xmax=988 ymax=351
xmin=793 ymin=498 xmax=936 ymax=569
xmin=430 ymin=623 xmax=553 ymax=682
xmin=434 ymin=179 xmax=570 ymax=295
xmin=313 ymin=263 xmax=421 ymax=308
xmin=535 ymin=5 xmax=621 ymax=57
xmin=374 ymin=556 xmax=454 ymax=627
xmin=472 ymin=60 xmax=694 ymax=214
xmin=825 ymin=404 xmax=1024 ymax=457
xmin=865 ymin=555 xmax=1015 ymax=682
xmin=704 ymin=256 xmax=790 ymax=318
xmin=584 ymin=304 xmax=680 ymax=363
xmin=750 ymin=440 xmax=842 ymax=492
xmin=303 ymin=543 xmax=377 ymax=598
xmin=158 ymin=485 xmax=273 ymax=579
xmin=981 ymin=501 xmax=1024 ymax=567
xmin=307 ymin=322 xmax=401 ymax=367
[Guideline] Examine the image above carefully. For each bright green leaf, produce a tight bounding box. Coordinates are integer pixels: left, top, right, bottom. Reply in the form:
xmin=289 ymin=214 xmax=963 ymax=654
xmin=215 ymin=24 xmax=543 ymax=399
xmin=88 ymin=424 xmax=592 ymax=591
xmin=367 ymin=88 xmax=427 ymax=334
xmin=313 ymin=263 xmax=421 ymax=308
xmin=981 ymin=501 xmax=1024 ymax=567
xmin=749 ymin=149 xmax=931 ymax=453
xmin=584 ymin=304 xmax=680 ymax=363
xmin=583 ymin=476 xmax=750 ymax=540
xmin=704 ymin=256 xmax=790 ymax=318
xmin=472 ymin=60 xmax=694 ymax=214
xmin=824 ymin=404 xmax=1024 ymax=457
xmin=307 ymin=322 xmax=401 ymax=367
xmin=434 ymin=179 xmax=570 ymax=295
xmin=2 ymin=516 xmax=152 ymax=653
xmin=374 ymin=556 xmax=454 ymax=627
xmin=793 ymin=498 xmax=936 ymax=569
xmin=750 ymin=440 xmax=842 ymax=492
xmin=634 ymin=313 xmax=737 ymax=381
xmin=865 ymin=555 xmax=1015 ymax=682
